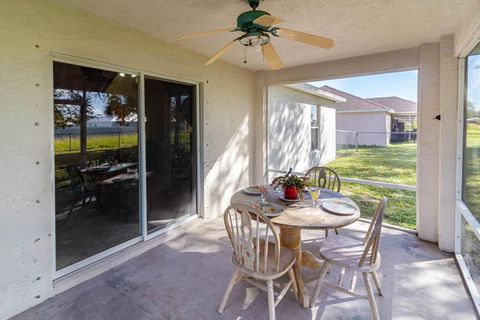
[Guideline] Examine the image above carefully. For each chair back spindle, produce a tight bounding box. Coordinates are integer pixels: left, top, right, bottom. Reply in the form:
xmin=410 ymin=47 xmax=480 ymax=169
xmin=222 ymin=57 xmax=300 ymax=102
xmin=358 ymin=198 xmax=387 ymax=268
xmin=305 ymin=166 xmax=341 ymax=193
xmin=224 ymin=205 xmax=281 ymax=274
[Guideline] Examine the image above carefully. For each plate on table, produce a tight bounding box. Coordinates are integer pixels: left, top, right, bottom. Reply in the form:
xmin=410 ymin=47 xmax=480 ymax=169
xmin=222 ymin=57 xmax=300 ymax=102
xmin=279 ymin=194 xmax=301 ymax=202
xmin=243 ymin=185 xmax=266 ymax=195
xmin=252 ymin=203 xmax=284 ymax=217
xmin=322 ymin=200 xmax=357 ymax=215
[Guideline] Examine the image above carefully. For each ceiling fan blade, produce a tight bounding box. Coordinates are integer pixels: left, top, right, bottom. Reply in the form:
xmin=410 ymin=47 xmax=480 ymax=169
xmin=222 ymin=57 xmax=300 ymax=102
xmin=263 ymin=42 xmax=284 ymax=70
xmin=276 ymin=28 xmax=334 ymax=49
xmin=205 ymin=40 xmax=238 ymax=66
xmin=253 ymin=15 xmax=285 ymax=27
xmin=178 ymin=27 xmax=237 ymax=40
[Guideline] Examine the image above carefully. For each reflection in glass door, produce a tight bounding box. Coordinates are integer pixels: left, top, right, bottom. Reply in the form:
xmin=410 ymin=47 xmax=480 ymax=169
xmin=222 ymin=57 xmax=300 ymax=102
xmin=53 ymin=62 xmax=141 ymax=270
xmin=144 ymin=77 xmax=197 ymax=233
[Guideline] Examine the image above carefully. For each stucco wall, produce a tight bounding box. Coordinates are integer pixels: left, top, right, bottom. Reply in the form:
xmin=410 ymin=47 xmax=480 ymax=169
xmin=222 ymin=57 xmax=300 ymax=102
xmin=0 ymin=1 xmax=256 ymax=318
xmin=336 ymin=112 xmax=389 ymax=147
xmin=416 ymin=42 xmax=441 ymax=243
xmin=267 ymin=86 xmax=336 ymax=174
xmin=316 ymin=107 xmax=337 ymax=165
xmin=454 ymin=0 xmax=480 ymax=56
xmin=438 ymin=35 xmax=458 ymax=251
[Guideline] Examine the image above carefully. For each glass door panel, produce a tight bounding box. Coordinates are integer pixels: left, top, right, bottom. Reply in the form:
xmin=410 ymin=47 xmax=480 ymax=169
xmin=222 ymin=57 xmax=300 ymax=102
xmin=463 ymin=43 xmax=480 ymax=219
xmin=144 ymin=77 xmax=196 ymax=233
xmin=53 ymin=62 xmax=140 ymax=270
xmin=459 ymin=41 xmax=480 ymax=306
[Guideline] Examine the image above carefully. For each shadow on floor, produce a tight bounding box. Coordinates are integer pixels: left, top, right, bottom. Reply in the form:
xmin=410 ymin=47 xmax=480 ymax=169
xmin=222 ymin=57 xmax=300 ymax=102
xmin=15 ymin=219 xmax=476 ymax=320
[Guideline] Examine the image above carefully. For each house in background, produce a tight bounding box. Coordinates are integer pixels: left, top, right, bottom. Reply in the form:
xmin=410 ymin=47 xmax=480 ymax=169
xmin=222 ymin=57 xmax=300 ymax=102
xmin=267 ymin=83 xmax=342 ymax=177
xmin=318 ymin=85 xmax=394 ymax=147
xmin=368 ymin=96 xmax=418 ymax=142
xmin=318 ymin=85 xmax=418 ymax=147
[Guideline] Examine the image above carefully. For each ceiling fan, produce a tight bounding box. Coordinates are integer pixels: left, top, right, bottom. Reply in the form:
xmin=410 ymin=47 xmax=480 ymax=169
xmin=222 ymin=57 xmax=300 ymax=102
xmin=178 ymin=0 xmax=334 ymax=70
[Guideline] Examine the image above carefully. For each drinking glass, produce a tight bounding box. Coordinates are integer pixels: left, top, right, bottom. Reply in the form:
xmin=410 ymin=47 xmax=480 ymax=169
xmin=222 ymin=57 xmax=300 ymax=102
xmin=309 ymin=187 xmax=320 ymax=207
xmin=259 ymin=185 xmax=269 ymax=207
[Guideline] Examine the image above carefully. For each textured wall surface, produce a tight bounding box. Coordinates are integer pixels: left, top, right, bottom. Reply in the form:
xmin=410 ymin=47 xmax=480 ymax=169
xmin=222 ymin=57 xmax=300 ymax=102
xmin=0 ymin=1 xmax=255 ymax=318
xmin=315 ymin=106 xmax=337 ymax=165
xmin=438 ymin=35 xmax=458 ymax=252
xmin=454 ymin=0 xmax=480 ymax=56
xmin=336 ymin=112 xmax=389 ymax=147
xmin=267 ymin=86 xmax=335 ymax=174
xmin=417 ymin=43 xmax=441 ymax=243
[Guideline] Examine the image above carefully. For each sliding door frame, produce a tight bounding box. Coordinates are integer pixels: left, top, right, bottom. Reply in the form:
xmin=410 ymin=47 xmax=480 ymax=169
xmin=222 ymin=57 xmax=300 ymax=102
xmin=50 ymin=53 xmax=203 ymax=279
xmin=455 ymin=49 xmax=480 ymax=314
xmin=141 ymin=71 xmax=202 ymax=241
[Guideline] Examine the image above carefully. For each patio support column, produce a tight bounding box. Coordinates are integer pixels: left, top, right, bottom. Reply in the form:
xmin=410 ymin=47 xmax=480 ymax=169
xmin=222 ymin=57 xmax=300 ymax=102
xmin=438 ymin=35 xmax=458 ymax=251
xmin=254 ymin=71 xmax=268 ymax=185
xmin=417 ymin=42 xmax=441 ymax=243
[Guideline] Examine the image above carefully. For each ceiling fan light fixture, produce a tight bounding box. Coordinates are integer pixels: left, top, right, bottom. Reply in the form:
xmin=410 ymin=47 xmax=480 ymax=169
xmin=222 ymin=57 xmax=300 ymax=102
xmin=239 ymin=32 xmax=270 ymax=51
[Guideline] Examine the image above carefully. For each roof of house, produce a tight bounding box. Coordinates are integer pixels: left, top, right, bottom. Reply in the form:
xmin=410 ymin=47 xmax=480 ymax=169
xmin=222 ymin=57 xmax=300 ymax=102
xmin=318 ymin=85 xmax=393 ymax=113
xmin=366 ymin=97 xmax=417 ymax=114
xmin=284 ymin=83 xmax=345 ymax=102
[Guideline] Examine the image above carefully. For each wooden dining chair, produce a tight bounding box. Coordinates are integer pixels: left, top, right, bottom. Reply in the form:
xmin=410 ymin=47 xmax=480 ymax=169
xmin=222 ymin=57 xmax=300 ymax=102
xmin=304 ymin=166 xmax=341 ymax=193
xmin=305 ymin=166 xmax=341 ymax=236
xmin=61 ymin=165 xmax=102 ymax=226
xmin=218 ymin=204 xmax=296 ymax=320
xmin=310 ymin=198 xmax=387 ymax=320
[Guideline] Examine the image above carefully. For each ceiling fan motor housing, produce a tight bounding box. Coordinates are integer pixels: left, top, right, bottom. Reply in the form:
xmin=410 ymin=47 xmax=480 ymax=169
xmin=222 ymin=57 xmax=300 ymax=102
xmin=237 ymin=10 xmax=270 ymax=32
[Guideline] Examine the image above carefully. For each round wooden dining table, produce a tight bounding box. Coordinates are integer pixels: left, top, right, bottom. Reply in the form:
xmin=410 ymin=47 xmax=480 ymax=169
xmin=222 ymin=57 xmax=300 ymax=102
xmin=230 ymin=188 xmax=361 ymax=308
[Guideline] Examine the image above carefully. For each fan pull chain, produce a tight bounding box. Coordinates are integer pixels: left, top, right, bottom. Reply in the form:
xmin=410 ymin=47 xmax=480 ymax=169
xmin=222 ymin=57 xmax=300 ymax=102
xmin=262 ymin=45 xmax=265 ymax=65
xmin=243 ymin=46 xmax=247 ymax=64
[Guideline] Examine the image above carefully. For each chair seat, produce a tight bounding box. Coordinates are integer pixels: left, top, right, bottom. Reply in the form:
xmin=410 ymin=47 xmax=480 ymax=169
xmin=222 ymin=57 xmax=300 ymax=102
xmin=234 ymin=239 xmax=296 ymax=277
xmin=319 ymin=234 xmax=380 ymax=271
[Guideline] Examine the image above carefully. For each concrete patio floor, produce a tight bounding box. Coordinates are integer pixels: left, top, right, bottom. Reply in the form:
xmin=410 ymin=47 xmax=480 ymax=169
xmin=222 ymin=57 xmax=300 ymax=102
xmin=13 ymin=218 xmax=476 ymax=320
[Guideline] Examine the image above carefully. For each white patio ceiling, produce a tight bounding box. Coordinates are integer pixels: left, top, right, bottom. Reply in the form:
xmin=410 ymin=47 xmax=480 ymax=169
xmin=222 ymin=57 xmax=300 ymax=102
xmin=57 ymin=0 xmax=474 ymax=70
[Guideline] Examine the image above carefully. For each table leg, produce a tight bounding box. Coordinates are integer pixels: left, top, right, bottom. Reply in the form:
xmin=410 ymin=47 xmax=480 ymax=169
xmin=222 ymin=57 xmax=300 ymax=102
xmin=279 ymin=226 xmax=309 ymax=308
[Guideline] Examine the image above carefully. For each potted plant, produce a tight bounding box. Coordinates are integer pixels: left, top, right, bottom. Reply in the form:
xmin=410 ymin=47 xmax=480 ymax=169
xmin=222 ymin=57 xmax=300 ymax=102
xmin=272 ymin=174 xmax=310 ymax=200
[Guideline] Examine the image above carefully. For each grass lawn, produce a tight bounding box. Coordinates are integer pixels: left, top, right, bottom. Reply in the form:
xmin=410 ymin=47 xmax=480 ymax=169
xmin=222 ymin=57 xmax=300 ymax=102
xmin=464 ymin=123 xmax=480 ymax=222
xmin=55 ymin=133 xmax=138 ymax=154
xmin=328 ymin=143 xmax=417 ymax=229
xmin=55 ymin=131 xmax=192 ymax=155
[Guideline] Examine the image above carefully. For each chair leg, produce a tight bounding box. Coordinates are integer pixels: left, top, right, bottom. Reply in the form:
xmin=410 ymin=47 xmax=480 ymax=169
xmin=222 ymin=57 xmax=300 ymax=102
xmin=325 ymin=229 xmax=329 ymax=238
xmin=350 ymin=271 xmax=358 ymax=291
xmin=218 ymin=269 xmax=240 ymax=313
xmin=310 ymin=262 xmax=331 ymax=307
xmin=334 ymin=228 xmax=339 ymax=235
xmin=338 ymin=267 xmax=346 ymax=286
xmin=287 ymin=267 xmax=298 ymax=298
xmin=267 ymin=279 xmax=275 ymax=320
xmin=371 ymin=272 xmax=383 ymax=296
xmin=363 ymin=272 xmax=380 ymax=320
xmin=79 ymin=198 xmax=86 ymax=214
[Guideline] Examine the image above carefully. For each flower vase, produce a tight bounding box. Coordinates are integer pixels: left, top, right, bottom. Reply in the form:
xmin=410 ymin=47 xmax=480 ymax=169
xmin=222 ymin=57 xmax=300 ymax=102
xmin=284 ymin=186 xmax=298 ymax=199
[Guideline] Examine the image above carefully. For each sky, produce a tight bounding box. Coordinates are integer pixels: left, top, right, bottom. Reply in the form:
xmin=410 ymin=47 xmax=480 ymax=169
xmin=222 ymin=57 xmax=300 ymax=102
xmin=309 ymin=70 xmax=418 ymax=102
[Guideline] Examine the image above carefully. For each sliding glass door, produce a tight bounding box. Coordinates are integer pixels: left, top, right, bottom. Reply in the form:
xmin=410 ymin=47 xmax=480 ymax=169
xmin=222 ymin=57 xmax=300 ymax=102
xmin=53 ymin=61 xmax=198 ymax=272
xmin=53 ymin=62 xmax=141 ymax=270
xmin=144 ymin=77 xmax=197 ymax=233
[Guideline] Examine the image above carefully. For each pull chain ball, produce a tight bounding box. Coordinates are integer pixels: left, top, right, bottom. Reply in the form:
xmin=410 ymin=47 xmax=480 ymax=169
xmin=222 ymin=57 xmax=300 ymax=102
xmin=244 ymin=46 xmax=247 ymax=64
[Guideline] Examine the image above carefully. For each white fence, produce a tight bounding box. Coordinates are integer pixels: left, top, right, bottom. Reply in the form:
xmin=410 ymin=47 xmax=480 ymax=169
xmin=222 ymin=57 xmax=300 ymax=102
xmin=336 ymin=130 xmax=417 ymax=155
